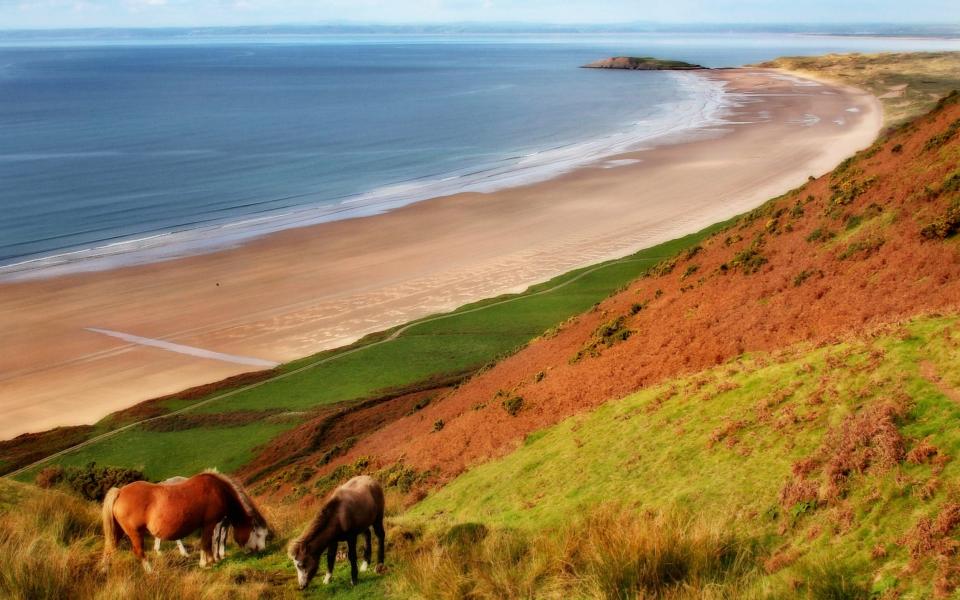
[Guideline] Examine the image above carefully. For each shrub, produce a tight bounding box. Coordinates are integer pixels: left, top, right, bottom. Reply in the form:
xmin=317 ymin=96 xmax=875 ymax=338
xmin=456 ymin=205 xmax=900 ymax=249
xmin=682 ymin=264 xmax=700 ymax=279
xmin=891 ymin=143 xmax=903 ymax=153
xmin=838 ymin=235 xmax=885 ymax=260
xmin=829 ymin=175 xmax=875 ymax=207
xmin=921 ymin=198 xmax=960 ymax=240
xmin=793 ymin=269 xmax=822 ymax=287
xmin=943 ymin=170 xmax=960 ymax=194
xmin=317 ymin=436 xmax=357 ymax=466
xmin=432 ymin=420 xmax=445 ymax=432
xmin=41 ymin=462 xmax=145 ymax=502
xmin=502 ymin=396 xmax=524 ymax=416
xmin=35 ymin=466 xmax=64 ymax=489
xmin=728 ymin=248 xmax=768 ymax=274
xmin=923 ymin=118 xmax=960 ymax=152
xmin=649 ymin=257 xmax=677 ymax=277
xmin=806 ymin=227 xmax=835 ymax=243
xmin=572 ymin=316 xmax=633 ymax=362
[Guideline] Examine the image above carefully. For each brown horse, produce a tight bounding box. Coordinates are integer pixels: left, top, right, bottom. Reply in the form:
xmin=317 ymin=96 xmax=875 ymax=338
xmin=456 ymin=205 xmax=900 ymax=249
xmin=288 ymin=475 xmax=385 ymax=589
xmin=151 ymin=476 xmax=230 ymax=561
xmin=101 ymin=470 xmax=270 ymax=571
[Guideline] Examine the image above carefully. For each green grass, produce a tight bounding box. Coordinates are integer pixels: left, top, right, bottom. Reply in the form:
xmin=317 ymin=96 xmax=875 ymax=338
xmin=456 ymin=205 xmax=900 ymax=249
xmin=48 ymin=422 xmax=292 ymax=482
xmin=13 ymin=219 xmax=732 ymax=482
xmin=404 ymin=314 xmax=960 ymax=598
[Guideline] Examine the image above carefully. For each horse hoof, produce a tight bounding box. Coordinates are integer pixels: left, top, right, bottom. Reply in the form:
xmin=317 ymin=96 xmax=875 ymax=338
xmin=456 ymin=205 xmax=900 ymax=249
xmin=322 ymin=573 xmax=332 ymax=585
xmin=360 ymin=561 xmax=368 ymax=572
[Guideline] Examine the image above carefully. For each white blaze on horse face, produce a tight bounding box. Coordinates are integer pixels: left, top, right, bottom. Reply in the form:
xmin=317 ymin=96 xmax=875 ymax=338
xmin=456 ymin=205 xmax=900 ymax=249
xmin=245 ymin=526 xmax=268 ymax=551
xmin=294 ymin=562 xmax=309 ymax=589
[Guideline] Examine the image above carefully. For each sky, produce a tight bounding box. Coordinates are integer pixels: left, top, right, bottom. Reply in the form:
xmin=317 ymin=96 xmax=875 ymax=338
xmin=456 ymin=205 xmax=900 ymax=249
xmin=1 ymin=0 xmax=958 ymax=30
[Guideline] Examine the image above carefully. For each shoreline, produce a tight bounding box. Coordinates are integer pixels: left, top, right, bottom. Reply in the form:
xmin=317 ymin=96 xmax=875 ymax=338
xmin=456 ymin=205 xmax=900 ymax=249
xmin=0 ymin=71 xmax=728 ymax=283
xmin=0 ymin=67 xmax=882 ymax=440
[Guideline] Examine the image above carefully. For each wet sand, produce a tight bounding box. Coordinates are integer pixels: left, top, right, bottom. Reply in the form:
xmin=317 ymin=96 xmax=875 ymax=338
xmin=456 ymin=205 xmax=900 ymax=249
xmin=0 ymin=68 xmax=881 ymax=440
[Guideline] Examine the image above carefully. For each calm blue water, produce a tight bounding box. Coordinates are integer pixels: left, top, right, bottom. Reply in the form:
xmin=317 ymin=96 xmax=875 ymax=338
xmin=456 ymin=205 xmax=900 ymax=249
xmin=1 ymin=32 xmax=959 ymax=276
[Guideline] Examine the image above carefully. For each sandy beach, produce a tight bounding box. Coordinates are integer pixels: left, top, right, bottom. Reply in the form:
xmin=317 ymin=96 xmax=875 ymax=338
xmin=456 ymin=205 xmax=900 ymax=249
xmin=0 ymin=68 xmax=881 ymax=440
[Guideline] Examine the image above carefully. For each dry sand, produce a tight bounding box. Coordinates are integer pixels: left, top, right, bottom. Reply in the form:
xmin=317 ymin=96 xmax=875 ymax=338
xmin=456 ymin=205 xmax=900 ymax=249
xmin=0 ymin=68 xmax=881 ymax=440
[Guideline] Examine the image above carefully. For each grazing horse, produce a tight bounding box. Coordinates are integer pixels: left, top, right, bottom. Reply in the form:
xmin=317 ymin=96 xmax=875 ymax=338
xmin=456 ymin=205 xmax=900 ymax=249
xmin=288 ymin=475 xmax=385 ymax=589
xmin=101 ymin=470 xmax=270 ymax=571
xmin=152 ymin=476 xmax=230 ymax=561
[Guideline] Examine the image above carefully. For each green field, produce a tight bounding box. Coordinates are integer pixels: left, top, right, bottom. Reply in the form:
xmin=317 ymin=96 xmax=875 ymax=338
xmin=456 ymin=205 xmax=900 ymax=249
xmin=13 ymin=220 xmax=731 ymax=482
xmin=398 ymin=314 xmax=960 ymax=598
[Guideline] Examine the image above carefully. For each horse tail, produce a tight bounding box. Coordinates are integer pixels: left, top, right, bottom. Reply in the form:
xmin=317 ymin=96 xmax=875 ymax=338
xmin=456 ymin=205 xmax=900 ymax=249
xmin=101 ymin=487 xmax=122 ymax=561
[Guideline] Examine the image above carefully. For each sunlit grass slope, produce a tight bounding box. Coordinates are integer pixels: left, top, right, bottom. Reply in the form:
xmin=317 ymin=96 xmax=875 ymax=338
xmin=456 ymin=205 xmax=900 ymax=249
xmin=402 ymin=314 xmax=960 ymax=598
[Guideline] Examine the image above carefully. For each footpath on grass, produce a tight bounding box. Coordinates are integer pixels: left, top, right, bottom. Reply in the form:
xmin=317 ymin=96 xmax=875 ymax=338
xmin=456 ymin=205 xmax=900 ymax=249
xmin=3 ymin=220 xmax=729 ymax=481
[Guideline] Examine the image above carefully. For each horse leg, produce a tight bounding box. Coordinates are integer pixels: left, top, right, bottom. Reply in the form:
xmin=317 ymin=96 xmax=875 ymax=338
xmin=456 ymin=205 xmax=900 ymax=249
xmin=211 ymin=522 xmax=221 ymax=562
xmin=199 ymin=523 xmax=216 ymax=567
xmin=323 ymin=540 xmax=337 ymax=585
xmin=153 ymin=536 xmax=162 ymax=554
xmin=176 ymin=539 xmax=189 ymax=558
xmin=216 ymin=519 xmax=229 ymax=560
xmin=373 ymin=518 xmax=386 ymax=567
xmin=347 ymin=535 xmax=359 ymax=585
xmin=127 ymin=529 xmax=151 ymax=573
xmin=214 ymin=522 xmax=223 ymax=561
xmin=360 ymin=528 xmax=372 ymax=572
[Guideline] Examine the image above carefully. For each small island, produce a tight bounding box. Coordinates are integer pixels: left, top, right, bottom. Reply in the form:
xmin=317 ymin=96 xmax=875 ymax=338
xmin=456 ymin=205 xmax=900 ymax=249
xmin=582 ymin=56 xmax=707 ymax=70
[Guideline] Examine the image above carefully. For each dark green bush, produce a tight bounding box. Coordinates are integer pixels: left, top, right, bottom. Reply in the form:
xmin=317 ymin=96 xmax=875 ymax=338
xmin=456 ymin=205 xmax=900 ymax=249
xmin=920 ymin=198 xmax=960 ymax=239
xmin=502 ymin=396 xmax=524 ymax=416
xmin=40 ymin=462 xmax=145 ymax=502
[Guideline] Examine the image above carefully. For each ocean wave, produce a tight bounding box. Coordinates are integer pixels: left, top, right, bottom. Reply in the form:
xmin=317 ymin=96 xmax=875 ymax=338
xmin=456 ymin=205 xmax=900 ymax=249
xmin=0 ymin=72 xmax=732 ymax=282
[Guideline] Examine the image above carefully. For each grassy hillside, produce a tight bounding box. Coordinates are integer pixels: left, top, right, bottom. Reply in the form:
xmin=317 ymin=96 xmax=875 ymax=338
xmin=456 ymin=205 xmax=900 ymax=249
xmin=5 ymin=223 xmax=726 ymax=481
xmin=755 ymin=52 xmax=960 ymax=126
xmin=289 ymin=91 xmax=960 ymax=499
xmin=7 ymin=314 xmax=960 ymax=598
xmin=398 ymin=314 xmax=960 ymax=597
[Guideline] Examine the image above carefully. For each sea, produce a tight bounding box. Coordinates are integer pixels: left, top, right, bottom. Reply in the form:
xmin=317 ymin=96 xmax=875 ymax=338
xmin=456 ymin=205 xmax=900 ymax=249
xmin=1 ymin=31 xmax=959 ymax=279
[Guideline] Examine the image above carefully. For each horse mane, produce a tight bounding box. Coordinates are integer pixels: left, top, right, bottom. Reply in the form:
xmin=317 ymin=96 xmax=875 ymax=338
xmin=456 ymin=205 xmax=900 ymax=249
xmin=203 ymin=469 xmax=269 ymax=528
xmin=292 ymin=494 xmax=341 ymax=547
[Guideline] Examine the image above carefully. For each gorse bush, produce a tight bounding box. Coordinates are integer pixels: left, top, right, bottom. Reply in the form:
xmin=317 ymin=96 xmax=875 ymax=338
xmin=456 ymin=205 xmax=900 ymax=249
xmin=36 ymin=462 xmax=145 ymax=502
xmin=920 ymin=198 xmax=960 ymax=239
xmin=572 ymin=316 xmax=633 ymax=363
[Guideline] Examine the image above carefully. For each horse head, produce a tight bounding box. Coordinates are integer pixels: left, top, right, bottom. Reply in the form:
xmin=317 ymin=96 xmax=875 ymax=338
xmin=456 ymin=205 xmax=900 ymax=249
xmin=206 ymin=470 xmax=272 ymax=553
xmin=288 ymin=540 xmax=318 ymax=590
xmin=234 ymin=517 xmax=270 ymax=552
